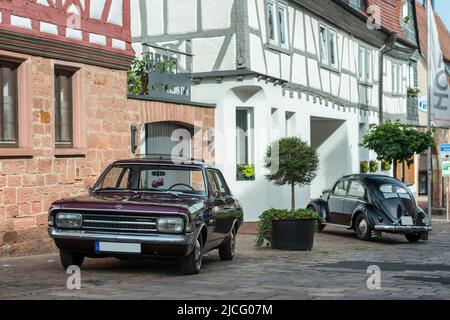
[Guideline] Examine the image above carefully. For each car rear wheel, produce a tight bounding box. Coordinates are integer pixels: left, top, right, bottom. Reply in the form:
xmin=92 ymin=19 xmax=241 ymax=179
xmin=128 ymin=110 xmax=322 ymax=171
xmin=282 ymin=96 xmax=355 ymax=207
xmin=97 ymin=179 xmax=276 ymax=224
xmin=219 ymin=230 xmax=236 ymax=261
xmin=181 ymin=234 xmax=203 ymax=275
xmin=405 ymin=233 xmax=421 ymax=243
xmin=60 ymin=251 xmax=85 ymax=269
xmin=308 ymin=206 xmax=325 ymax=232
xmin=355 ymin=215 xmax=372 ymax=241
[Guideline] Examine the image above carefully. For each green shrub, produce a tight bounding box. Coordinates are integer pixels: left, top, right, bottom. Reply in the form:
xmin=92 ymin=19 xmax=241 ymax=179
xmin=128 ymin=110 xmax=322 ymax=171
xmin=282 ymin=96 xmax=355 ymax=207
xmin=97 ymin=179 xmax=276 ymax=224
xmin=370 ymin=160 xmax=379 ymax=173
xmin=256 ymin=208 xmax=320 ymax=247
xmin=381 ymin=160 xmax=392 ymax=171
xmin=360 ymin=161 xmax=369 ymax=173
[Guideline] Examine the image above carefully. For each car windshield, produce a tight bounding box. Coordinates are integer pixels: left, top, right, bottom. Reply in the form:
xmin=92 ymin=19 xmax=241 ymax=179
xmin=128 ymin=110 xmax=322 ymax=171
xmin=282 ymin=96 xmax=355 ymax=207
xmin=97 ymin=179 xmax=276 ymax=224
xmin=95 ymin=164 xmax=207 ymax=196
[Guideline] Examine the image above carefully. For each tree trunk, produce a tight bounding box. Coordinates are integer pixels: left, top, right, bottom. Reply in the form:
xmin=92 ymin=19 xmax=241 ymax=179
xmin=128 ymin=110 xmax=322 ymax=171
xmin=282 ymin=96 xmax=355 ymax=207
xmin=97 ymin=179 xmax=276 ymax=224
xmin=393 ymin=160 xmax=398 ymax=179
xmin=291 ymin=183 xmax=295 ymax=212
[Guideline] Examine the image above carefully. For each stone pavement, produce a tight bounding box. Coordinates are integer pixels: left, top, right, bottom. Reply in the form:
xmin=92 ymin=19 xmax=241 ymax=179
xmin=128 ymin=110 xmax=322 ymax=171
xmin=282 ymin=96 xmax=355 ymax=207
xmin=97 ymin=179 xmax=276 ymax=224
xmin=1 ymin=223 xmax=450 ymax=300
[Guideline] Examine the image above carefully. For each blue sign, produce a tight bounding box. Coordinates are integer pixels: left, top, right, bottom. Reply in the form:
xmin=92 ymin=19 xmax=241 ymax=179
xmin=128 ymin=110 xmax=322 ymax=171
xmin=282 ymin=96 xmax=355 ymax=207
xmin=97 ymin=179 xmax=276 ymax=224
xmin=441 ymin=144 xmax=450 ymax=152
xmin=418 ymin=95 xmax=428 ymax=112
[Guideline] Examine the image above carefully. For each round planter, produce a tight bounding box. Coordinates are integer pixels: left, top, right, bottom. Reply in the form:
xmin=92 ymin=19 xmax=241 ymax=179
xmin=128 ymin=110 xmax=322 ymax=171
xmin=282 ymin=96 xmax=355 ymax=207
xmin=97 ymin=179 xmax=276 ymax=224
xmin=271 ymin=219 xmax=316 ymax=251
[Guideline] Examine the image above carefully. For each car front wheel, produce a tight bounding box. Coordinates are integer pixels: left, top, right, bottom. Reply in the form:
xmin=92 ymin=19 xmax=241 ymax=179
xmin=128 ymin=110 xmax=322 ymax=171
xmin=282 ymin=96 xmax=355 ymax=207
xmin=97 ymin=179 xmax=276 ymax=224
xmin=405 ymin=233 xmax=421 ymax=243
xmin=60 ymin=251 xmax=85 ymax=269
xmin=181 ymin=234 xmax=203 ymax=275
xmin=355 ymin=215 xmax=372 ymax=241
xmin=219 ymin=230 xmax=236 ymax=261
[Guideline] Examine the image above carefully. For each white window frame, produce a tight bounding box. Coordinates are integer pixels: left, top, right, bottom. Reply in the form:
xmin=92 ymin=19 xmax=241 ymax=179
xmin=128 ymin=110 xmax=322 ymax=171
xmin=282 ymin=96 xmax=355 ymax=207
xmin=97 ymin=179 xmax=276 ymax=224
xmin=408 ymin=64 xmax=415 ymax=88
xmin=402 ymin=1 xmax=410 ymax=19
xmin=236 ymin=107 xmax=255 ymax=166
xmin=392 ymin=63 xmax=403 ymax=95
xmin=358 ymin=46 xmax=373 ymax=84
xmin=267 ymin=0 xmax=278 ymax=45
xmin=319 ymin=24 xmax=338 ymax=69
xmin=278 ymin=3 xmax=288 ymax=48
xmin=266 ymin=0 xmax=289 ymax=49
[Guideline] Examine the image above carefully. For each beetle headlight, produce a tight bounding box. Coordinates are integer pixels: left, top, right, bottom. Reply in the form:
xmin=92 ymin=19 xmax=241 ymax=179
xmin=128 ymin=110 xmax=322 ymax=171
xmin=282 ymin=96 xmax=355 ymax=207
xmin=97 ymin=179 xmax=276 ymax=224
xmin=56 ymin=213 xmax=82 ymax=229
xmin=157 ymin=217 xmax=184 ymax=233
xmin=422 ymin=217 xmax=429 ymax=225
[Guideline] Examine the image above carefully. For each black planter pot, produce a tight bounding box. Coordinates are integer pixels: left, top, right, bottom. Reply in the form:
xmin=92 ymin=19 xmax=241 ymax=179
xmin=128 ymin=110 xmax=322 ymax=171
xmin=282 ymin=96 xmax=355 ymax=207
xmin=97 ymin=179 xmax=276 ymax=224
xmin=271 ymin=219 xmax=316 ymax=251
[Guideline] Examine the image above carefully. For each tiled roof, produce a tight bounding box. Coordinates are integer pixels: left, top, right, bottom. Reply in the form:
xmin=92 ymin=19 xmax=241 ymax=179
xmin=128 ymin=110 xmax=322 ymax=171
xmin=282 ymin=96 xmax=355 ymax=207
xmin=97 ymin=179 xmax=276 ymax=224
xmin=415 ymin=1 xmax=450 ymax=62
xmin=336 ymin=0 xmax=413 ymax=45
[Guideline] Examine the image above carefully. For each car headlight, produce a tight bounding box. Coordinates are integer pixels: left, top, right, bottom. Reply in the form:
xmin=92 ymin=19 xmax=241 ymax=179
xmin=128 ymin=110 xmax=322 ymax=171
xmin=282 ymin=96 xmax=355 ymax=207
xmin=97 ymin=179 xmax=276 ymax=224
xmin=157 ymin=217 xmax=184 ymax=233
xmin=56 ymin=213 xmax=82 ymax=229
xmin=422 ymin=217 xmax=429 ymax=225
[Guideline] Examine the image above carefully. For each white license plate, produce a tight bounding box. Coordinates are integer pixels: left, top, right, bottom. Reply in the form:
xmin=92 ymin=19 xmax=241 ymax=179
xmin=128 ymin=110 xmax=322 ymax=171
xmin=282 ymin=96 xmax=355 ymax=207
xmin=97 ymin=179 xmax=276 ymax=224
xmin=95 ymin=241 xmax=141 ymax=254
xmin=401 ymin=216 xmax=414 ymax=226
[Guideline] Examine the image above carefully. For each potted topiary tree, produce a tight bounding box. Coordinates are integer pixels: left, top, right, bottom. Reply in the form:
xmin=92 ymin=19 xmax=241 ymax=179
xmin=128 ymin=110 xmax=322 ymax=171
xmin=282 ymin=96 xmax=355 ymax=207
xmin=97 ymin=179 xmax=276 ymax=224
xmin=259 ymin=137 xmax=320 ymax=250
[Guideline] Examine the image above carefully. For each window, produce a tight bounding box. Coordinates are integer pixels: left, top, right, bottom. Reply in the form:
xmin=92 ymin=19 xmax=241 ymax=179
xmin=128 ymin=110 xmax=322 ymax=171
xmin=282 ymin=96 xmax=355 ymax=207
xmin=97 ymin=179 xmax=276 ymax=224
xmin=348 ymin=180 xmax=365 ymax=198
xmin=319 ymin=25 xmax=338 ymax=69
xmin=207 ymin=170 xmax=219 ymax=194
xmin=236 ymin=108 xmax=254 ymax=166
xmin=408 ymin=63 xmax=415 ymax=88
xmin=0 ymin=62 xmax=18 ymax=147
xmin=266 ymin=0 xmax=289 ymax=48
xmin=392 ymin=63 xmax=402 ymax=95
xmin=358 ymin=46 xmax=373 ymax=84
xmin=333 ymin=180 xmax=348 ymax=196
xmin=214 ymin=171 xmax=230 ymax=196
xmin=278 ymin=4 xmax=288 ymax=47
xmin=54 ymin=69 xmax=74 ymax=147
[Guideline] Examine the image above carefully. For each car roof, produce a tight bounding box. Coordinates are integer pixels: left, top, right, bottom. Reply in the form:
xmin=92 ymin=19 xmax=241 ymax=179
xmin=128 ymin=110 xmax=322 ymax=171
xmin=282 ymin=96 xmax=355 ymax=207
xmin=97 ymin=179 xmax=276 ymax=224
xmin=341 ymin=174 xmax=401 ymax=183
xmin=112 ymin=156 xmax=213 ymax=169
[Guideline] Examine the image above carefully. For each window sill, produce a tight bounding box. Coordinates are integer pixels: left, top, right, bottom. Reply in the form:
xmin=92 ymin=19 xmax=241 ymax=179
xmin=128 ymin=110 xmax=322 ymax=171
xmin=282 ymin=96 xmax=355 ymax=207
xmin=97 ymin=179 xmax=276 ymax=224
xmin=319 ymin=63 xmax=340 ymax=74
xmin=358 ymin=81 xmax=374 ymax=88
xmin=265 ymin=43 xmax=292 ymax=56
xmin=0 ymin=148 xmax=34 ymax=158
xmin=54 ymin=148 xmax=87 ymax=158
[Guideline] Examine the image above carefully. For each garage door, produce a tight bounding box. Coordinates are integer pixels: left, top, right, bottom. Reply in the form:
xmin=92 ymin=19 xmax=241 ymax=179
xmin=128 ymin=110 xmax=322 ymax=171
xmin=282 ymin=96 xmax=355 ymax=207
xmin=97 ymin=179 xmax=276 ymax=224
xmin=145 ymin=122 xmax=192 ymax=157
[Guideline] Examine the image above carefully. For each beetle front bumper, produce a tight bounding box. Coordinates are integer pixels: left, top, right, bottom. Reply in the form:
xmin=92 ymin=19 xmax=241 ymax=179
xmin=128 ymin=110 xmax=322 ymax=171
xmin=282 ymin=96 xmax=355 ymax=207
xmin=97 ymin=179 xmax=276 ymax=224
xmin=374 ymin=225 xmax=432 ymax=234
xmin=49 ymin=228 xmax=196 ymax=257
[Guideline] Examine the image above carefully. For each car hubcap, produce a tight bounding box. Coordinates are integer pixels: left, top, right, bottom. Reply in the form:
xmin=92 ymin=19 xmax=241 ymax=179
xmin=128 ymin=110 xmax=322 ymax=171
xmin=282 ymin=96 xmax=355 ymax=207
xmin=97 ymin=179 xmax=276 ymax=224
xmin=359 ymin=219 xmax=368 ymax=235
xmin=194 ymin=239 xmax=202 ymax=270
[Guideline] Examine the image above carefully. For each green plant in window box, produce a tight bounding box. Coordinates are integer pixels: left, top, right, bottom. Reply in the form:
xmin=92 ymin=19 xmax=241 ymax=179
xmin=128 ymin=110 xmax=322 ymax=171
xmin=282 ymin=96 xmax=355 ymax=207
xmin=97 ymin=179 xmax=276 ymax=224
xmin=236 ymin=164 xmax=255 ymax=181
xmin=360 ymin=161 xmax=370 ymax=173
xmin=407 ymin=87 xmax=420 ymax=97
xmin=369 ymin=160 xmax=379 ymax=173
xmin=381 ymin=160 xmax=392 ymax=171
xmin=403 ymin=16 xmax=412 ymax=24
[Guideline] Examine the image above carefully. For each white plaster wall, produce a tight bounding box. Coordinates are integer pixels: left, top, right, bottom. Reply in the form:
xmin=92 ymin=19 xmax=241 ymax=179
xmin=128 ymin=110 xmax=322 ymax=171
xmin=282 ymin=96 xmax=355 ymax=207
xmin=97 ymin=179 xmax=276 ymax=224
xmin=192 ymin=36 xmax=226 ymax=72
xmin=130 ymin=0 xmax=141 ymax=38
xmin=167 ymin=0 xmax=197 ymax=34
xmin=146 ymin=0 xmax=164 ymax=36
xmin=201 ymin=0 xmax=234 ymax=31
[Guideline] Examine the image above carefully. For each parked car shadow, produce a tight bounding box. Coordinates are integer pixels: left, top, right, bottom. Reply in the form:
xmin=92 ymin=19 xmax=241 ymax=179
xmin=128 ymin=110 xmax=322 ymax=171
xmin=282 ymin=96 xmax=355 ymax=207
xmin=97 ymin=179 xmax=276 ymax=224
xmin=320 ymin=226 xmax=409 ymax=245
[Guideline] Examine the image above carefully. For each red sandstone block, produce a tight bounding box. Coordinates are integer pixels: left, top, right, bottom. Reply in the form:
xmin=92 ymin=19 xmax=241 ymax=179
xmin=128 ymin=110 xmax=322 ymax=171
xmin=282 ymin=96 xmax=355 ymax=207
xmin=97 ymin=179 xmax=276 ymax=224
xmin=13 ymin=217 xmax=36 ymax=231
xmin=37 ymin=159 xmax=53 ymax=173
xmin=7 ymin=176 xmax=21 ymax=187
xmin=4 ymin=188 xmax=17 ymax=205
xmin=19 ymin=203 xmax=32 ymax=216
xmin=6 ymin=205 xmax=19 ymax=219
xmin=17 ymin=188 xmax=34 ymax=204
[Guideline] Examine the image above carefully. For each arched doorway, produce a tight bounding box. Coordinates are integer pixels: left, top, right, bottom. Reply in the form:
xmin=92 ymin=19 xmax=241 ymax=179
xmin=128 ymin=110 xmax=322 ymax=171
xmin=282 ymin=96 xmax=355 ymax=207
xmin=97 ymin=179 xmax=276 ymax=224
xmin=145 ymin=121 xmax=194 ymax=157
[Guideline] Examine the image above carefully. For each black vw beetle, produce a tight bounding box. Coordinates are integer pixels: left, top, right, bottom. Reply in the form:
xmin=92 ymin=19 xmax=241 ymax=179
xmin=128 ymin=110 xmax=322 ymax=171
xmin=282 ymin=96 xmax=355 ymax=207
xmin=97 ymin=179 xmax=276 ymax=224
xmin=307 ymin=174 xmax=432 ymax=242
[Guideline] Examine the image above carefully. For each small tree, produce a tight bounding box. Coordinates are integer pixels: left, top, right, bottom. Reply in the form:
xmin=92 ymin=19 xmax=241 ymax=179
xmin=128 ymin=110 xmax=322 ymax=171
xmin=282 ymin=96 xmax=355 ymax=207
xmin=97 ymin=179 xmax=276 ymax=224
xmin=360 ymin=121 xmax=433 ymax=179
xmin=265 ymin=137 xmax=319 ymax=211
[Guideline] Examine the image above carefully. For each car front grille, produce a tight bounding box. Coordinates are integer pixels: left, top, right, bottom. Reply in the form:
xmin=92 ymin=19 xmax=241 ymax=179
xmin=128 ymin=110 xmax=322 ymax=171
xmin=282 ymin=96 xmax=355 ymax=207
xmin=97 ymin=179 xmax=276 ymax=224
xmin=81 ymin=213 xmax=158 ymax=233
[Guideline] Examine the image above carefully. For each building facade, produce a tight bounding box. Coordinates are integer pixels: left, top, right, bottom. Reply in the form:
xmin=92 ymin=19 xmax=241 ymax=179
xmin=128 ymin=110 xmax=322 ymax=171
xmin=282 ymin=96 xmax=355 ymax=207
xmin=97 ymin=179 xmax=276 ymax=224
xmin=0 ymin=0 xmax=215 ymax=255
xmin=131 ymin=0 xmax=419 ymax=221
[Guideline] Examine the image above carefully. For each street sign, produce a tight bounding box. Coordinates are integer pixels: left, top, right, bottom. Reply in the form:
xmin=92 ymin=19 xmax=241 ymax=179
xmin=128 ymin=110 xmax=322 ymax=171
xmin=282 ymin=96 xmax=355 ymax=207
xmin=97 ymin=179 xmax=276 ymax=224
xmin=442 ymin=161 xmax=450 ymax=177
xmin=441 ymin=144 xmax=450 ymax=159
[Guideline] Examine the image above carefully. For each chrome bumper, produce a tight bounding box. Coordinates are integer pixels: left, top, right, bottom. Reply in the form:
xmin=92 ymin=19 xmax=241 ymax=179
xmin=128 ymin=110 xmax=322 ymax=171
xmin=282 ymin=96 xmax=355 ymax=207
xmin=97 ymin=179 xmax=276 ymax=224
xmin=49 ymin=228 xmax=195 ymax=245
xmin=374 ymin=225 xmax=432 ymax=233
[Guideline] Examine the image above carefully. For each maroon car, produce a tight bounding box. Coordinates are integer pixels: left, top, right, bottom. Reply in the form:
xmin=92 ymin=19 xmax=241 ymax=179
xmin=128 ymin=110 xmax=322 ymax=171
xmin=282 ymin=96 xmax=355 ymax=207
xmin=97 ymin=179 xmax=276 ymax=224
xmin=48 ymin=157 xmax=244 ymax=275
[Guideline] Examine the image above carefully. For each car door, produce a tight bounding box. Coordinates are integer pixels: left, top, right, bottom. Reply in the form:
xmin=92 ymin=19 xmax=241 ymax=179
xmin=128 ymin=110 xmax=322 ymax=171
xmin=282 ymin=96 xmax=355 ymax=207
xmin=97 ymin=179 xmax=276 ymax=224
xmin=328 ymin=180 xmax=349 ymax=225
xmin=343 ymin=180 xmax=366 ymax=226
xmin=205 ymin=169 xmax=227 ymax=245
xmin=212 ymin=170 xmax=237 ymax=239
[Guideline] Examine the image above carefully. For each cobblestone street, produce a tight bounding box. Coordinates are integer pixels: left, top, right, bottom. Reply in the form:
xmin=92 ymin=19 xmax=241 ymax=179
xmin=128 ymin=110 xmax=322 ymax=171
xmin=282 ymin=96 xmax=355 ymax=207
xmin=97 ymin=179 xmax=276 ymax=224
xmin=1 ymin=223 xmax=450 ymax=300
